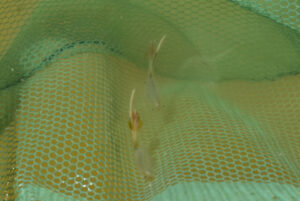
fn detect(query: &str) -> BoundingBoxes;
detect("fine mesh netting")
[0,0,299,201]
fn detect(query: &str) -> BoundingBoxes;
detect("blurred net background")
[0,0,299,200]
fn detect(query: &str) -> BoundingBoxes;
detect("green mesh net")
[0,0,299,200]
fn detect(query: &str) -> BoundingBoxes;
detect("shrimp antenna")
[153,35,166,62]
[156,35,166,54]
[129,88,136,119]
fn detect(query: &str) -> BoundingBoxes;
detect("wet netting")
[0,0,299,200]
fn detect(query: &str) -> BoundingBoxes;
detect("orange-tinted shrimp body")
[129,110,143,149]
[128,89,143,149]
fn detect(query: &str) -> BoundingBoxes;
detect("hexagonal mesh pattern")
[231,0,300,31]
[0,0,299,201]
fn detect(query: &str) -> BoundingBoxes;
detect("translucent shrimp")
[145,35,166,108]
[128,89,154,180]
